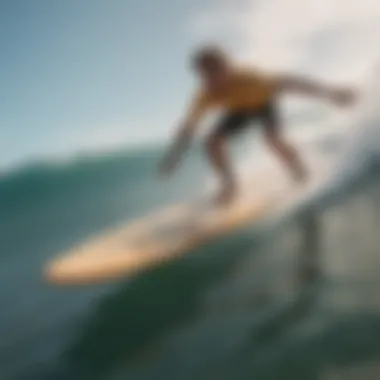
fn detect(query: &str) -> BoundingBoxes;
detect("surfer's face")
[195,60,230,91]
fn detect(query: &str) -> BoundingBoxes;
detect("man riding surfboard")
[159,46,356,204]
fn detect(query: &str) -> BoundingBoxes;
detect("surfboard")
[44,152,329,286]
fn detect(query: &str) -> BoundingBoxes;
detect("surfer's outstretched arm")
[159,91,209,177]
[158,123,195,176]
[276,75,357,106]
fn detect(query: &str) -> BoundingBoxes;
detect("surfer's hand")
[158,158,175,179]
[329,88,357,107]
[158,162,169,179]
[158,127,192,179]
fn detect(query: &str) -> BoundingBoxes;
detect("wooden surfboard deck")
[42,78,373,286]
[44,152,330,286]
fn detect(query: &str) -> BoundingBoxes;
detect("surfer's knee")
[264,129,278,143]
[205,133,223,153]
[267,134,297,159]
[266,132,286,149]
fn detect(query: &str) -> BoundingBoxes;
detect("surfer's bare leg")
[205,133,236,203]
[262,102,307,183]
[265,130,307,183]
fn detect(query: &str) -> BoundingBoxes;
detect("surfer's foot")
[292,164,309,184]
[215,184,236,205]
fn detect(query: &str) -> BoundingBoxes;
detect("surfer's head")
[191,45,231,89]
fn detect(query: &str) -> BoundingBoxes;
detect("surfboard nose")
[44,260,80,285]
[44,252,139,285]
[44,257,100,285]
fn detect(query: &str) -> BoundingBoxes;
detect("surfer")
[159,46,356,204]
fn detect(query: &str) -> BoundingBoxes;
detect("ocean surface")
[1,87,380,379]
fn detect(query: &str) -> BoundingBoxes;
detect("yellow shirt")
[186,67,277,125]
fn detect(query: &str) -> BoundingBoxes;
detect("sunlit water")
[1,81,380,380]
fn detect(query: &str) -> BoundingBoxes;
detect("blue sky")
[0,0,212,167]
[1,0,379,168]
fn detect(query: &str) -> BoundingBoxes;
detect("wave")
[2,73,380,380]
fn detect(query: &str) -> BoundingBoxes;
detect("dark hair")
[191,45,228,70]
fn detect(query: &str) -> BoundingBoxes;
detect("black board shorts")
[213,101,279,137]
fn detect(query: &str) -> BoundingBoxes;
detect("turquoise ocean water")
[1,97,380,380]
